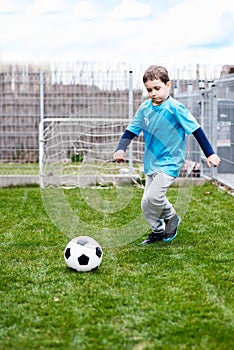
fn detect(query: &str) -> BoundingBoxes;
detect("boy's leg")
[142,172,175,225]
[141,174,164,234]
[141,172,178,244]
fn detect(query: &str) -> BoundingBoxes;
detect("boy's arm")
[113,130,137,162]
[192,127,221,167]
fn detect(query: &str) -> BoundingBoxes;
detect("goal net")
[39,116,144,188]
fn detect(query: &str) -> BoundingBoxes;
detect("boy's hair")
[143,65,170,84]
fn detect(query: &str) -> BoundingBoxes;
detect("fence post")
[40,71,44,122]
[39,71,44,187]
[211,84,218,180]
[128,70,133,176]
[199,87,205,177]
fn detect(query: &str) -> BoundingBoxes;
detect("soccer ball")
[64,236,103,272]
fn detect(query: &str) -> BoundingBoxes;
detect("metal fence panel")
[215,77,234,187]
[0,70,40,176]
[178,79,234,188]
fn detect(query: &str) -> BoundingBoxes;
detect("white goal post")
[39,117,144,188]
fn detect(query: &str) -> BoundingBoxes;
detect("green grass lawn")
[0,182,233,350]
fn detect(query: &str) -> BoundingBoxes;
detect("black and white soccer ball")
[64,236,103,272]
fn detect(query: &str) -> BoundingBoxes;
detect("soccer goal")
[39,117,144,188]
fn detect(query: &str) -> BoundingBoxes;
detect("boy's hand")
[207,154,221,168]
[113,150,125,162]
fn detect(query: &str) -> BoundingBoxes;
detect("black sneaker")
[140,232,164,245]
[163,214,180,243]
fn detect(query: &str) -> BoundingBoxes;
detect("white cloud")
[110,0,152,20]
[73,1,102,20]
[0,0,233,66]
[112,0,234,65]
[165,0,233,45]
[0,0,26,13]
[26,0,70,14]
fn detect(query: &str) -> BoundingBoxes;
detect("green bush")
[71,152,84,163]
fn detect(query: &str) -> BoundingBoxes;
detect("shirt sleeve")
[173,103,200,135]
[192,127,215,157]
[115,130,137,152]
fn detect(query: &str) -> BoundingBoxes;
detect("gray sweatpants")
[141,172,176,234]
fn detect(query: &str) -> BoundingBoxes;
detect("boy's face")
[144,79,171,106]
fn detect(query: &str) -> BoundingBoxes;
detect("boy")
[113,65,221,245]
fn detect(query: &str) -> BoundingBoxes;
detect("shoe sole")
[163,216,180,243]
[140,234,164,245]
[140,239,163,245]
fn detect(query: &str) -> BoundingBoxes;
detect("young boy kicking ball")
[113,65,221,245]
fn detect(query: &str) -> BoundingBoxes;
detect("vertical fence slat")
[128,70,134,176]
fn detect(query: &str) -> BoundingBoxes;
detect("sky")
[0,0,234,71]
